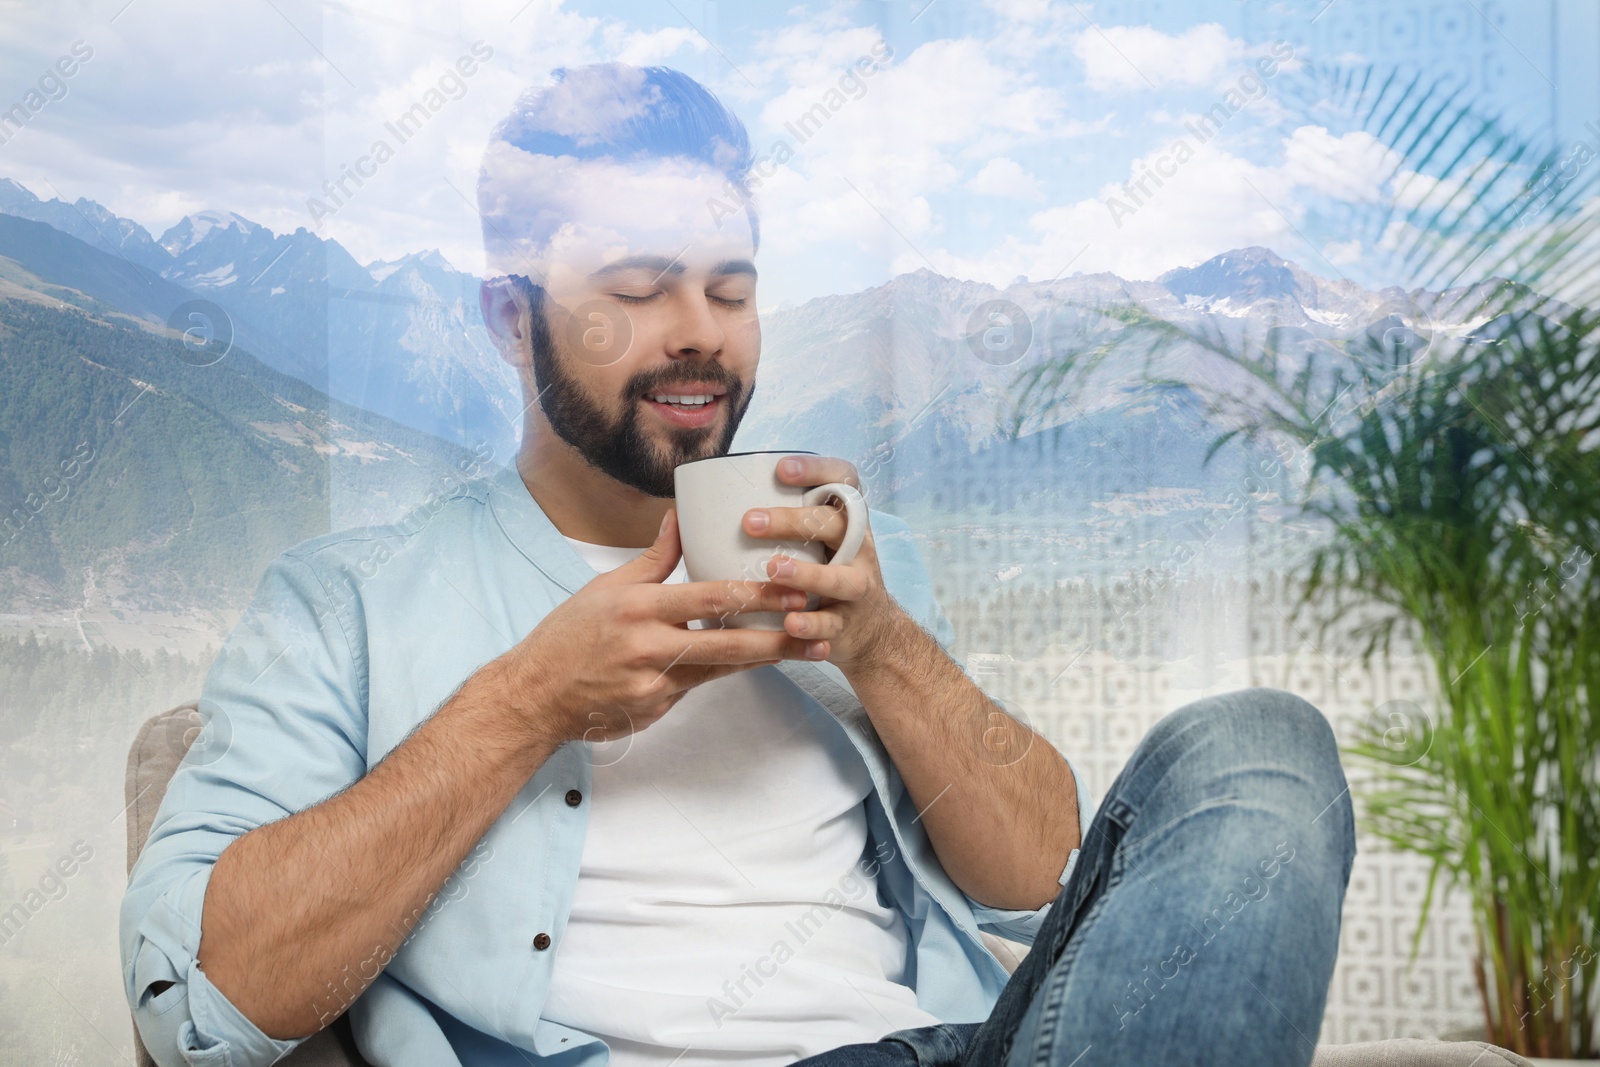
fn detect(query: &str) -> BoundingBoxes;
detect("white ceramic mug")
[673,451,868,630]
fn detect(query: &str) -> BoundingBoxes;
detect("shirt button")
[565,789,583,807]
[533,932,552,950]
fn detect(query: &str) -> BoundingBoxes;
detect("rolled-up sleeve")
[872,510,1100,947]
[120,550,369,1067]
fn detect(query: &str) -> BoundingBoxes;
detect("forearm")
[197,662,556,1040]
[843,613,1080,911]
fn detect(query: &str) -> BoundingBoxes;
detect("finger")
[775,454,860,489]
[652,579,808,625]
[595,509,680,587]
[783,608,845,642]
[765,555,872,603]
[654,628,824,666]
[744,504,847,547]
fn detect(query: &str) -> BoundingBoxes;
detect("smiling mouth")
[639,387,727,428]
[644,391,718,408]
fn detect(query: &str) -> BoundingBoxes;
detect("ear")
[481,277,531,369]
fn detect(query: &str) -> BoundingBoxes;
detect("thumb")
[602,509,681,586]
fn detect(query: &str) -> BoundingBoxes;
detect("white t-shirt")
[540,537,942,1066]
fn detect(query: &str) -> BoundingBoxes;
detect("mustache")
[628,365,744,396]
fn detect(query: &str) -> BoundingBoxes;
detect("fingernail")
[659,511,670,536]
[747,509,769,532]
[772,556,795,577]
[782,592,806,610]
[806,641,827,660]
[780,457,804,478]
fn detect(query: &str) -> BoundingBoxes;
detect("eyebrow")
[591,254,680,279]
[710,258,758,279]
[591,255,758,281]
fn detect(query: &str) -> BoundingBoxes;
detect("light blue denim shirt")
[121,462,1096,1067]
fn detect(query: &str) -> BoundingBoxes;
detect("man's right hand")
[500,508,819,746]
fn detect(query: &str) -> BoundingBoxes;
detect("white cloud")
[1281,126,1401,203]
[983,0,1055,22]
[1389,168,1472,212]
[909,140,1301,285]
[604,25,707,67]
[1325,238,1365,266]
[1072,23,1245,93]
[757,35,1063,154]
[738,20,893,98]
[745,31,1066,258]
[968,158,1044,200]
[900,122,1400,287]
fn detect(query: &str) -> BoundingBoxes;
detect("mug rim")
[675,450,818,469]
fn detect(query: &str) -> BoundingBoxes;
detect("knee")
[1158,688,1354,858]
[1155,686,1346,791]
[1227,686,1338,753]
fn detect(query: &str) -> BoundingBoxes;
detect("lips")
[645,391,717,407]
[642,381,729,400]
[641,387,725,428]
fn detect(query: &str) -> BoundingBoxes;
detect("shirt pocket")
[134,940,187,1017]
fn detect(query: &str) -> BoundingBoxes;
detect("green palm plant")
[1010,65,1600,1058]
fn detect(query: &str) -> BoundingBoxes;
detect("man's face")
[519,165,760,498]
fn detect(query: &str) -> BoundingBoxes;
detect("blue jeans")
[794,687,1357,1067]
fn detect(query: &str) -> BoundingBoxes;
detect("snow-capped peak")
[365,248,457,283]
[158,210,263,256]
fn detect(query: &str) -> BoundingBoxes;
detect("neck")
[515,426,672,549]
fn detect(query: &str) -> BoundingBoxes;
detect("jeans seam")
[1054,846,1119,974]
[1008,845,1124,1067]
[1021,955,1074,1067]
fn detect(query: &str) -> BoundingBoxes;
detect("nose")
[664,288,726,361]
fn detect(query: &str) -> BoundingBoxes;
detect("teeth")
[648,393,714,406]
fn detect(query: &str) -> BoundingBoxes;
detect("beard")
[528,297,753,498]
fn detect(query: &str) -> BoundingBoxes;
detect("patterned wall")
[932,566,1485,1044]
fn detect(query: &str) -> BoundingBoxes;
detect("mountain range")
[0,177,1523,647]
[0,178,521,458]
[0,192,489,652]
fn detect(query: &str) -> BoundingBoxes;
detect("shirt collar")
[486,461,601,595]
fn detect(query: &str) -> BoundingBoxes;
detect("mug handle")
[799,482,868,566]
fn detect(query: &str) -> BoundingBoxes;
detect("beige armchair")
[126,703,370,1067]
[126,702,1531,1067]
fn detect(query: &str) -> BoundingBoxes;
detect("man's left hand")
[742,454,905,673]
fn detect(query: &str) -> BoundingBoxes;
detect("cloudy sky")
[0,0,1593,307]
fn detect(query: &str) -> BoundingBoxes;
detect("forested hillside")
[0,286,479,615]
